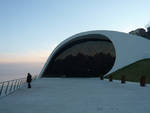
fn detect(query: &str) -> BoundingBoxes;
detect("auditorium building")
[40,30,150,77]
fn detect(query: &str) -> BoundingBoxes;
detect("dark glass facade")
[42,34,116,77]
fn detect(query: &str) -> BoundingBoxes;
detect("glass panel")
[43,34,116,77]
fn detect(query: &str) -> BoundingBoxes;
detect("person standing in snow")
[26,73,32,88]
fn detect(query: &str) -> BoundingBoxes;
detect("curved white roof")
[40,30,150,77]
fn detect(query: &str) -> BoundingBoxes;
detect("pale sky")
[0,0,150,63]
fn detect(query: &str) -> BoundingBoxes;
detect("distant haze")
[0,62,44,82]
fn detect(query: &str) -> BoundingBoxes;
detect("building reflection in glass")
[43,34,116,77]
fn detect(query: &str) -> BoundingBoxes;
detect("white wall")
[100,31,150,75]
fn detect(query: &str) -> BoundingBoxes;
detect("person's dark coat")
[27,73,32,83]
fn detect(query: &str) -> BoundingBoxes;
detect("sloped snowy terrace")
[0,78,150,113]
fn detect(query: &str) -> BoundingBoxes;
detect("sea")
[0,62,44,82]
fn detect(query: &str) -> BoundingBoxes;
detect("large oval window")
[43,34,116,77]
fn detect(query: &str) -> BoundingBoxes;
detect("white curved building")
[40,30,150,77]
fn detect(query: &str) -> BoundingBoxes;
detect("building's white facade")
[40,30,150,77]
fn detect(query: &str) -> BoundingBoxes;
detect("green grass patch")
[106,59,150,83]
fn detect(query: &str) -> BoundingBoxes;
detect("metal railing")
[0,75,39,97]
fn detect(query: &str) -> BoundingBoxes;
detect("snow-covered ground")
[0,78,150,113]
